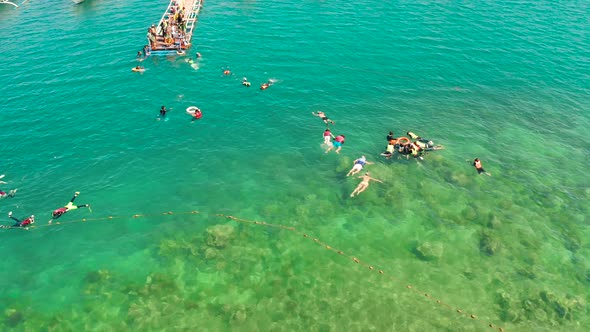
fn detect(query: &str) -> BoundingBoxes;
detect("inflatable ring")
[186,106,200,114]
[397,137,411,145]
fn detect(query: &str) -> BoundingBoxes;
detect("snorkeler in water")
[347,156,373,177]
[473,158,492,176]
[260,79,275,90]
[1,212,35,229]
[312,111,335,125]
[49,192,90,223]
[0,189,17,199]
[350,172,383,197]
[325,134,345,154]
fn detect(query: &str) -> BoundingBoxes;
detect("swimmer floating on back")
[312,111,335,125]
[132,65,145,72]
[1,212,34,229]
[49,192,90,223]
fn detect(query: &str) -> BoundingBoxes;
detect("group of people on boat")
[146,1,192,51]
[0,174,90,230]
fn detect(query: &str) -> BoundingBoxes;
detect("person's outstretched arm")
[371,177,383,183]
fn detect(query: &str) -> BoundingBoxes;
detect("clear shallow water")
[0,0,589,331]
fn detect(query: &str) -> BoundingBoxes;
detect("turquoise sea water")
[1,0,589,330]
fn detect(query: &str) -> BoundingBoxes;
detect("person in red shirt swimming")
[49,192,90,223]
[325,134,345,154]
[1,211,34,229]
[323,128,332,146]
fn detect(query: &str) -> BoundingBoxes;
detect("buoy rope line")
[2,210,504,331]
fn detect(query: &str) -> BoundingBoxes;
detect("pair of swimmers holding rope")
[1,192,90,230]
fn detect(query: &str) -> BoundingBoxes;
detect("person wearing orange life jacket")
[410,141,424,160]
[380,141,396,159]
[407,131,444,151]
[473,158,491,176]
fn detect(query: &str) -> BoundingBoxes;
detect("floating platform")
[147,0,203,55]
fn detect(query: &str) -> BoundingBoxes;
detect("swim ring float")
[397,137,411,145]
[186,106,202,119]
